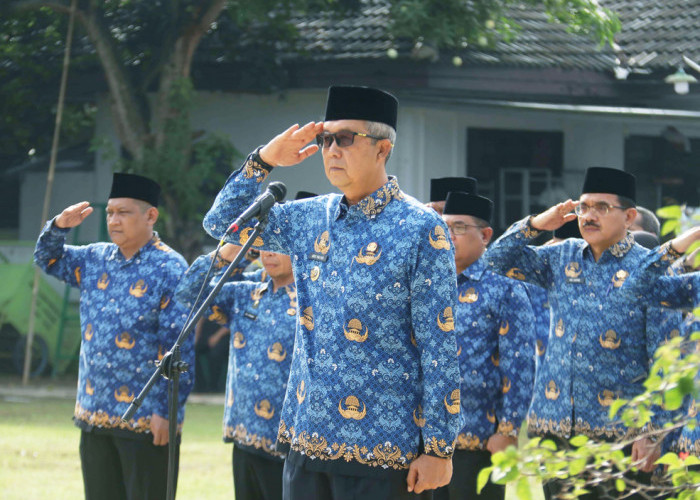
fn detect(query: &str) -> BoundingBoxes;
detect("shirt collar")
[262,279,297,297]
[581,231,635,260]
[107,233,160,263]
[460,256,489,282]
[334,176,404,221]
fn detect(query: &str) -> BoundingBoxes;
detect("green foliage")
[388,0,619,52]
[0,7,95,167]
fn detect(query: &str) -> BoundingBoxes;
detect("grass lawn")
[0,395,541,499]
[0,397,231,499]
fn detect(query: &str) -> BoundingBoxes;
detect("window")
[625,131,700,209]
[468,128,564,232]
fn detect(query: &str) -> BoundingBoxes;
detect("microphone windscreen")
[268,182,287,202]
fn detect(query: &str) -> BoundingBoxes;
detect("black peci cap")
[443,191,493,224]
[581,167,636,203]
[430,177,477,202]
[324,86,398,130]
[109,173,160,207]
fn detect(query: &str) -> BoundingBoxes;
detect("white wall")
[21,89,700,243]
[19,170,98,242]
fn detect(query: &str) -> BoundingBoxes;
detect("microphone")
[226,182,286,234]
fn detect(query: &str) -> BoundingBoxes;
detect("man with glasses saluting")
[484,167,698,499]
[203,86,460,499]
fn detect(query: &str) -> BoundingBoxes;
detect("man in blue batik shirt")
[202,86,460,499]
[435,191,535,500]
[34,173,192,500]
[177,244,297,500]
[529,220,584,372]
[484,167,699,499]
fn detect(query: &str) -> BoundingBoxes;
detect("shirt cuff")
[240,146,274,183]
[49,217,71,234]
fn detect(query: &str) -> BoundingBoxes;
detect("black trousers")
[434,449,504,500]
[79,430,179,500]
[232,445,284,500]
[541,438,652,500]
[282,458,434,500]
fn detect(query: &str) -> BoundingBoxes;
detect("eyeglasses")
[574,202,628,217]
[446,222,484,235]
[316,131,391,149]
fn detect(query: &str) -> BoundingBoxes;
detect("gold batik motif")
[224,423,284,457]
[74,402,151,433]
[658,241,683,262]
[609,233,635,258]
[520,218,542,239]
[243,155,270,183]
[355,177,403,217]
[278,420,423,470]
[455,433,482,450]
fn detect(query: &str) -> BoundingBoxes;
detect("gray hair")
[635,206,661,237]
[366,121,396,163]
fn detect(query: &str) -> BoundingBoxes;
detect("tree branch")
[179,0,227,76]
[79,2,149,159]
[141,0,181,90]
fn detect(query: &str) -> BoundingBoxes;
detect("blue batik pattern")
[484,217,684,440]
[176,253,296,459]
[522,283,550,374]
[667,312,700,456]
[34,220,192,435]
[202,152,461,471]
[454,257,536,450]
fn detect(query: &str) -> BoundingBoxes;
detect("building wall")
[17,89,700,244]
[19,170,98,242]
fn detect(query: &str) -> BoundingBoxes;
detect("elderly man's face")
[320,119,390,194]
[578,193,636,250]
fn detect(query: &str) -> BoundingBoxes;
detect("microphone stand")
[122,217,268,500]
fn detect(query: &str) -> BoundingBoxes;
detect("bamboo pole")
[23,0,78,385]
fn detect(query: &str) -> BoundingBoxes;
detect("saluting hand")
[259,122,324,167]
[530,199,578,232]
[55,201,94,229]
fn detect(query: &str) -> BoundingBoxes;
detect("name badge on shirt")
[564,262,584,284]
[309,252,328,262]
[244,311,257,321]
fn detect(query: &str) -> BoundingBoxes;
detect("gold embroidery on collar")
[609,233,635,258]
[355,177,403,217]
